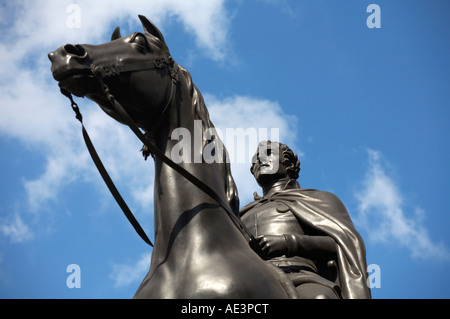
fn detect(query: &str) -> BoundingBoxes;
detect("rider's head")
[250,141,300,186]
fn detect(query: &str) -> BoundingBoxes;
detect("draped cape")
[240,188,371,299]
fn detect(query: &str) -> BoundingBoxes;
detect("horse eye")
[132,34,148,50]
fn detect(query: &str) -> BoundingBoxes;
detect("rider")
[240,141,371,299]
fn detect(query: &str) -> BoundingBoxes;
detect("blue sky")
[0,0,449,299]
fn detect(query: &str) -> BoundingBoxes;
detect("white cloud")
[109,253,151,288]
[206,94,300,205]
[82,109,156,209]
[0,214,34,243]
[0,0,232,217]
[168,0,230,61]
[355,149,450,261]
[2,0,230,62]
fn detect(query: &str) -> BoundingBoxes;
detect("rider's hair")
[279,142,301,180]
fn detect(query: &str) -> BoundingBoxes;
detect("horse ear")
[111,26,121,40]
[138,15,166,45]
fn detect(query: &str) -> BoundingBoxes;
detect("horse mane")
[178,65,240,214]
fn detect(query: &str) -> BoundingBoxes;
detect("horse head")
[48,15,177,130]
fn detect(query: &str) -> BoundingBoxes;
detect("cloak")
[240,188,371,299]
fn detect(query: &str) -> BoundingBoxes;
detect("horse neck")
[149,76,238,252]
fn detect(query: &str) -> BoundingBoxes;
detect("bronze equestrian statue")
[48,15,370,298]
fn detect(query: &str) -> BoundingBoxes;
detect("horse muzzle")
[48,44,98,97]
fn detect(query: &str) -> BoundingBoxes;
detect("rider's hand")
[255,235,289,259]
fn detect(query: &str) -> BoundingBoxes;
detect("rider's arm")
[283,234,337,260]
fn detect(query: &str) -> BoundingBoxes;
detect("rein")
[60,88,153,246]
[61,56,262,255]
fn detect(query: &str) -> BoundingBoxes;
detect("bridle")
[60,54,263,256]
[90,54,178,156]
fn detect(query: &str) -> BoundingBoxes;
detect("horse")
[49,15,295,298]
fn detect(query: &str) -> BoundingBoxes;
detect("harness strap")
[90,56,178,82]
[60,88,154,247]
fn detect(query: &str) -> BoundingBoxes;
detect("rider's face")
[251,142,287,186]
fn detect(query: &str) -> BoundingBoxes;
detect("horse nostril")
[48,52,55,62]
[63,44,87,58]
